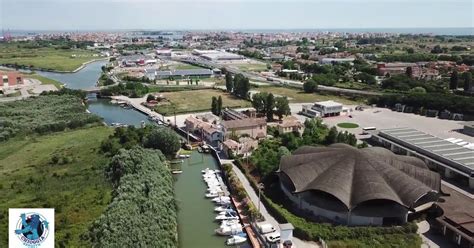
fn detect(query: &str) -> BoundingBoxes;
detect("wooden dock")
[232,197,261,248]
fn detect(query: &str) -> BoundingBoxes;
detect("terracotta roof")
[223,139,239,149]
[223,118,266,129]
[279,144,441,210]
[279,116,304,128]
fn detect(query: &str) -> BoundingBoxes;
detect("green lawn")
[27,73,64,88]
[171,62,204,70]
[154,89,252,116]
[234,63,268,72]
[0,45,98,72]
[256,86,362,105]
[337,122,359,128]
[0,126,113,247]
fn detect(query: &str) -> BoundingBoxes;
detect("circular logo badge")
[14,212,50,247]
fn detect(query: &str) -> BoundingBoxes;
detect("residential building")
[0,71,23,87]
[222,118,267,139]
[222,137,259,157]
[184,116,223,145]
[274,116,305,135]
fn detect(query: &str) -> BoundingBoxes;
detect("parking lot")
[290,103,474,143]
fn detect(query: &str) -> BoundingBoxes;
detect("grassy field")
[154,89,252,116]
[337,122,359,128]
[0,126,113,247]
[0,45,98,71]
[171,62,204,70]
[233,63,268,72]
[255,86,362,105]
[27,73,64,88]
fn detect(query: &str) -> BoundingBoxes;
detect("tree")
[211,96,218,115]
[463,72,472,92]
[303,79,318,93]
[146,94,155,102]
[325,126,338,145]
[431,45,443,54]
[233,74,250,99]
[409,86,427,94]
[274,97,291,120]
[354,72,376,85]
[251,92,268,114]
[143,127,180,156]
[225,72,233,92]
[217,96,223,115]
[265,93,275,121]
[450,70,459,90]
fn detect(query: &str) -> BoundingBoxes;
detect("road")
[223,161,320,248]
[178,57,382,97]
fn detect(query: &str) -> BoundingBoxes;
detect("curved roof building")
[278,144,441,226]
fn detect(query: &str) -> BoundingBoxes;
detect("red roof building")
[0,71,23,87]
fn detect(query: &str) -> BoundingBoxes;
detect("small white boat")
[215,224,243,236]
[212,196,230,202]
[215,206,233,212]
[220,219,240,226]
[206,192,219,198]
[171,170,183,174]
[178,154,190,158]
[226,235,247,246]
[216,212,239,221]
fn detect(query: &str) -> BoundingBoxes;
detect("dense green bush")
[89,147,177,247]
[0,95,101,141]
[100,82,149,98]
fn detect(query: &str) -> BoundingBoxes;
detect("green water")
[174,151,228,248]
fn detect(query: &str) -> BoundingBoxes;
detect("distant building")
[192,49,244,61]
[222,118,267,140]
[377,62,418,76]
[319,57,355,65]
[301,100,343,118]
[0,71,23,88]
[156,49,172,56]
[145,68,213,80]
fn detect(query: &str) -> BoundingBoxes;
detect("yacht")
[226,235,247,246]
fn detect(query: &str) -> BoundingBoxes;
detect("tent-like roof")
[278,144,440,210]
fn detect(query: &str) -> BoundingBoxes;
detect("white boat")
[212,196,230,202]
[215,206,233,212]
[178,154,190,158]
[216,212,239,221]
[206,192,219,198]
[220,219,240,225]
[215,224,243,236]
[226,235,247,245]
[171,170,183,174]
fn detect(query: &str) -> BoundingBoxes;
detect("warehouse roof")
[377,127,474,176]
[279,144,440,210]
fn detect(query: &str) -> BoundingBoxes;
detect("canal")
[39,61,233,247]
[175,151,228,248]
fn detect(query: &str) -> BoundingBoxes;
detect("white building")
[301,100,343,118]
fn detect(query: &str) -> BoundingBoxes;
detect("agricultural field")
[255,86,362,105]
[154,89,252,116]
[0,44,98,72]
[0,126,113,247]
[171,62,205,70]
[232,62,269,72]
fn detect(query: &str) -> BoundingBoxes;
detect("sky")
[0,0,473,30]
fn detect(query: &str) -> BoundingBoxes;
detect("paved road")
[224,161,320,248]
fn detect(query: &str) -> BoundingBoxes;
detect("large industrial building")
[371,128,474,189]
[192,49,244,61]
[301,100,343,118]
[145,68,213,80]
[278,144,441,226]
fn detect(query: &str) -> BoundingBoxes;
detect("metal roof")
[378,128,474,176]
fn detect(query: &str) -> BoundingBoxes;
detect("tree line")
[251,92,291,121]
[225,72,251,99]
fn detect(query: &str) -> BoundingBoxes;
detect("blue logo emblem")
[14,212,50,247]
